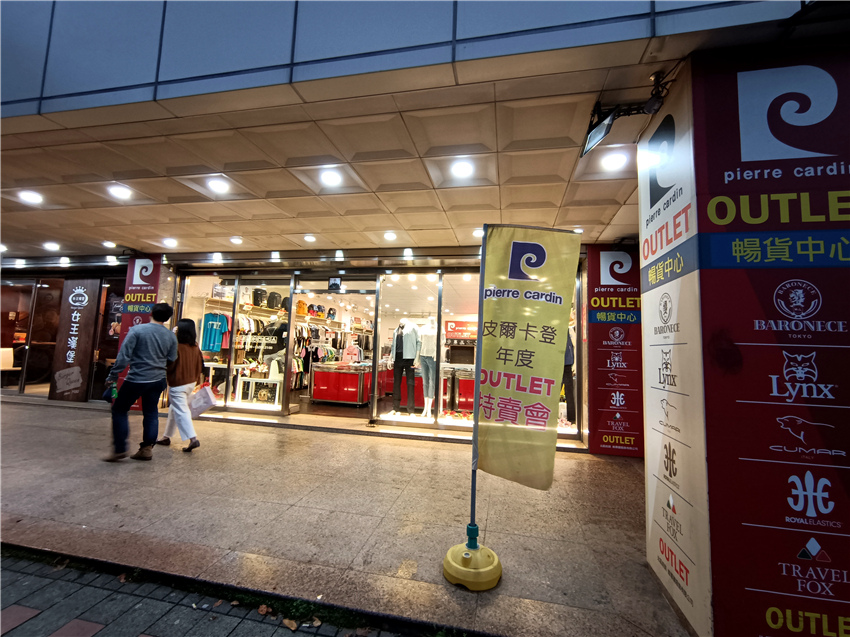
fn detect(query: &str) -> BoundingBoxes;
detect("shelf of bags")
[294,315,344,329]
[205,298,289,317]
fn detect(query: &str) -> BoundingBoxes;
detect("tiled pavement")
[1,554,398,637]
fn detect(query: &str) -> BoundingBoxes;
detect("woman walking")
[158,319,204,452]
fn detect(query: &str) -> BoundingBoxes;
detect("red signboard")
[585,246,644,457]
[444,320,477,339]
[692,46,849,637]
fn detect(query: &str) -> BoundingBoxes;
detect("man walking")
[104,303,178,462]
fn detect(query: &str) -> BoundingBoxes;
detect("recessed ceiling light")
[327,295,333,300]
[369,311,374,316]
[338,269,346,274]
[472,229,484,238]
[108,185,132,200]
[207,178,230,194]
[426,274,437,282]
[307,292,315,298]
[0,245,6,252]
[403,311,408,315]
[395,308,400,311]
[59,256,70,267]
[163,238,178,248]
[411,285,418,290]
[230,236,243,245]
[385,304,389,307]
[384,232,397,241]
[15,259,25,268]
[320,170,342,187]
[270,251,281,262]
[304,235,316,242]
[463,274,472,281]
[450,160,474,179]
[19,190,43,204]
[386,283,393,287]
[43,242,60,251]
[106,255,118,264]
[391,274,400,281]
[574,228,585,234]
[600,152,629,171]
[427,296,434,301]
[102,241,117,248]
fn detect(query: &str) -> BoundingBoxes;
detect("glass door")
[89,277,126,400]
[23,279,63,395]
[0,280,34,391]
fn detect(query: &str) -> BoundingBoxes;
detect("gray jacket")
[107,322,178,384]
[391,323,421,360]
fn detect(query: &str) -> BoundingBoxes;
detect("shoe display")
[130,446,153,461]
[102,451,128,462]
[182,440,200,453]
[155,437,171,446]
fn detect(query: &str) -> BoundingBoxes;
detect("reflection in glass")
[23,279,63,394]
[0,281,33,389]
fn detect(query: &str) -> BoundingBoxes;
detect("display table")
[311,362,376,405]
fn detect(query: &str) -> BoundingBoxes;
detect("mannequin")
[388,317,421,416]
[419,316,438,418]
[561,308,577,423]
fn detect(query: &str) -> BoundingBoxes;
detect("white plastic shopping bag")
[189,385,216,419]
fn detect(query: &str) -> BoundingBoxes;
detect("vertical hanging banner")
[49,279,100,401]
[586,246,643,457]
[120,255,163,342]
[692,46,849,637]
[477,225,581,490]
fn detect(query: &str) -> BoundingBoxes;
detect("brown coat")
[167,343,204,387]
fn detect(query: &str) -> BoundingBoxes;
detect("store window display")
[387,317,421,416]
[419,316,438,418]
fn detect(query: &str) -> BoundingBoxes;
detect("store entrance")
[290,279,376,419]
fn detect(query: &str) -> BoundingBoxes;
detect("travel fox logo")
[777,416,834,445]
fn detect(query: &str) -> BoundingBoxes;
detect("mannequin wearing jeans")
[389,318,420,416]
[419,316,438,418]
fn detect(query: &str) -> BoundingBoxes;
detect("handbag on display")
[267,291,282,309]
[316,305,325,318]
[308,304,317,316]
[252,288,268,306]
[327,307,337,320]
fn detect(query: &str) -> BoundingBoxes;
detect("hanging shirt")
[201,313,229,351]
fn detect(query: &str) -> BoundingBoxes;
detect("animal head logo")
[774,280,821,320]
[610,351,623,364]
[660,399,677,418]
[661,350,672,373]
[737,65,839,162]
[659,292,673,325]
[609,327,625,342]
[508,241,547,281]
[132,258,155,286]
[599,251,632,286]
[777,415,834,445]
[783,351,817,382]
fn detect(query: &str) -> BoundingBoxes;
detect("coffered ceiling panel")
[220,199,294,220]
[105,137,215,176]
[228,169,313,199]
[437,186,500,212]
[174,201,248,223]
[74,182,160,207]
[395,211,451,231]
[500,209,559,226]
[239,234,302,250]
[13,128,95,147]
[287,164,368,196]
[393,83,495,112]
[268,196,335,216]
[46,143,158,181]
[302,95,398,121]
[318,113,417,162]
[422,154,498,189]
[172,130,277,172]
[362,229,415,246]
[76,122,162,142]
[406,229,459,247]
[602,114,652,145]
[352,159,432,192]
[494,69,608,102]
[610,204,640,226]
[119,204,202,225]
[322,232,380,249]
[322,193,389,216]
[342,214,402,233]
[3,183,120,210]
[146,114,232,136]
[402,104,497,157]
[499,149,579,185]
[117,177,210,205]
[446,210,501,228]
[598,224,638,242]
[496,94,596,151]
[282,233,341,249]
[572,144,638,182]
[239,122,343,167]
[2,148,106,187]
[218,104,312,129]
[501,183,567,209]
[210,219,272,236]
[554,205,620,226]
[377,190,443,214]
[173,174,259,201]
[252,217,312,234]
[563,179,636,207]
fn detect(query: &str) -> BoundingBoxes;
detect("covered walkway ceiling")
[1,11,844,260]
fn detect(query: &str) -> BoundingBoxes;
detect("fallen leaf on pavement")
[356,629,371,636]
[258,605,269,616]
[118,573,126,583]
[53,559,69,571]
[312,617,322,627]
[213,600,223,607]
[282,618,298,631]
[230,600,240,606]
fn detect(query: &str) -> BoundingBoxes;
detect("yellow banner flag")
[476,226,581,490]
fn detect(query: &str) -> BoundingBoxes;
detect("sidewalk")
[0,401,687,637]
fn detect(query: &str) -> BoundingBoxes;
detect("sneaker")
[102,451,128,462]
[130,446,153,461]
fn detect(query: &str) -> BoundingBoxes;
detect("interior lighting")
[403,312,408,315]
[384,232,397,241]
[14,259,25,268]
[411,285,418,290]
[207,178,230,194]
[574,228,585,234]
[427,296,434,301]
[43,242,60,251]
[19,191,43,204]
[320,170,342,187]
[230,237,243,244]
[59,256,70,267]
[450,160,474,179]
[163,238,178,248]
[391,274,400,281]
[108,185,133,200]
[395,308,400,311]
[102,241,117,248]
[338,269,346,274]
[426,274,437,282]
[304,235,316,242]
[211,252,223,263]
[463,274,472,281]
[472,229,485,238]
[369,311,374,316]
[106,255,118,265]
[600,152,628,171]
[270,251,281,262]
[335,251,344,262]
[385,304,389,307]
[403,248,413,261]
[307,292,315,298]
[0,245,6,252]
[408,274,416,281]
[327,295,333,300]
[386,283,393,287]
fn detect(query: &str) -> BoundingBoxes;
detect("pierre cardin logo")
[132,258,155,286]
[508,241,546,281]
[599,251,633,287]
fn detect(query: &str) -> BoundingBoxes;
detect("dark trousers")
[393,358,415,413]
[111,378,168,453]
[562,364,576,422]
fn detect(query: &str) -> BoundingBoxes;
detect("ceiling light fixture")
[427,296,434,301]
[0,245,7,252]
[230,237,243,245]
[270,251,281,262]
[463,274,472,281]
[102,241,117,248]
[600,152,628,171]
[108,185,132,200]
[106,255,118,264]
[211,252,223,263]
[304,235,316,243]
[426,274,437,282]
[320,170,342,187]
[386,283,393,287]
[43,242,60,251]
[450,160,474,179]
[207,178,230,194]
[411,285,418,290]
[384,232,397,241]
[163,238,178,248]
[408,274,416,281]
[574,228,585,234]
[60,256,70,267]
[19,190,43,204]
[15,259,25,268]
[308,292,315,298]
[472,229,485,238]
[391,274,400,281]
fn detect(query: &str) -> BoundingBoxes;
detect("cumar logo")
[507,241,546,281]
[737,65,839,162]
[599,251,632,286]
[132,258,155,286]
[770,415,842,458]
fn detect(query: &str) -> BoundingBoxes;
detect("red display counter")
[310,363,376,405]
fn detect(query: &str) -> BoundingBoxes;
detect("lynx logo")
[132,258,155,286]
[607,351,626,369]
[769,351,836,403]
[599,251,632,286]
[657,350,677,388]
[770,415,843,458]
[508,242,546,281]
[737,65,839,162]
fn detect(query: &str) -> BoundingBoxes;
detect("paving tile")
[227,619,277,637]
[19,562,44,574]
[316,623,339,636]
[160,590,186,605]
[18,579,83,610]
[1,571,26,589]
[183,613,241,637]
[133,583,161,597]
[0,604,41,634]
[176,593,204,608]
[144,604,205,637]
[1,575,53,609]
[116,582,143,595]
[48,618,105,637]
[78,593,141,624]
[85,597,171,637]
[191,596,219,612]
[144,585,179,601]
[4,586,111,637]
[226,605,250,619]
[64,571,100,585]
[33,563,70,579]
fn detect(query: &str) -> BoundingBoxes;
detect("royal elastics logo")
[654,292,680,337]
[755,280,847,337]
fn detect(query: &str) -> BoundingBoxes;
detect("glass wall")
[0,280,34,389]
[437,273,479,428]
[89,277,126,400]
[23,279,63,395]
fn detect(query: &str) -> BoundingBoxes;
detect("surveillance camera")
[644,94,664,115]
